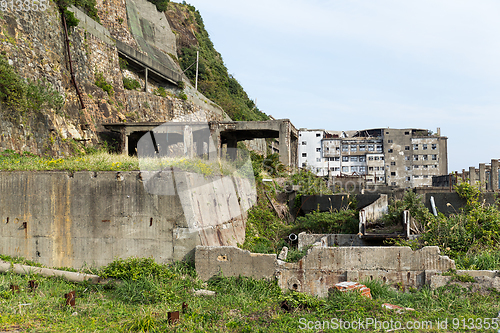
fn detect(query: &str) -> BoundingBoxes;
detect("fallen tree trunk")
[0,260,103,284]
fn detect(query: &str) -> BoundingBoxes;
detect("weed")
[95,72,114,95]
[123,77,141,90]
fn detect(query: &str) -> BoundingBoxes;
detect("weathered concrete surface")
[195,246,277,281]
[0,171,255,268]
[277,246,454,297]
[300,194,383,215]
[298,233,383,249]
[195,245,456,297]
[426,270,500,291]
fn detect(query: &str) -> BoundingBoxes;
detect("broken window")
[316,148,321,152]
[342,166,349,172]
[423,144,428,150]
[369,167,374,171]
[413,155,418,161]
[423,175,429,178]
[316,158,321,162]
[405,156,410,161]
[405,146,410,151]
[405,131,410,135]
[388,149,393,153]
[432,155,437,160]
[359,166,366,173]
[359,145,366,151]
[391,172,396,176]
[414,175,419,178]
[423,155,428,160]
[342,145,348,152]
[432,144,437,150]
[381,157,384,160]
[302,163,306,167]
[423,165,428,169]
[406,176,411,181]
[377,145,383,151]
[390,162,396,166]
[302,153,307,157]
[316,133,321,137]
[351,145,357,152]
[342,156,349,162]
[413,144,418,150]
[368,156,374,161]
[368,145,374,151]
[359,156,366,162]
[391,182,396,186]
[388,139,393,143]
[405,166,411,171]
[380,166,385,171]
[414,165,419,169]
[351,166,358,172]
[302,141,307,145]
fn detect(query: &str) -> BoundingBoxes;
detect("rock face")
[0,1,228,156]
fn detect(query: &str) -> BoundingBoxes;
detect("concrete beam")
[469,166,476,185]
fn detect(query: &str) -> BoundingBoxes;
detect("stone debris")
[382,303,415,314]
[278,247,288,261]
[193,289,216,296]
[332,281,372,298]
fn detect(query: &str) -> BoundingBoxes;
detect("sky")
[184,0,500,172]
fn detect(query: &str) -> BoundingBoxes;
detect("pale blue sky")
[184,0,500,172]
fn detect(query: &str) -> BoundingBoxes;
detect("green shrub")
[99,257,175,281]
[154,86,167,97]
[178,91,187,100]
[95,72,114,95]
[291,210,359,235]
[122,77,141,90]
[147,0,169,12]
[119,57,128,69]
[177,80,185,90]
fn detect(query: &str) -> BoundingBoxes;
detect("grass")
[0,257,499,332]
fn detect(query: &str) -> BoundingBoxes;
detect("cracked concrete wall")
[0,171,254,268]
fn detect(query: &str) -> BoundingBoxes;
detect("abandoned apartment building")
[433,158,500,191]
[298,127,448,188]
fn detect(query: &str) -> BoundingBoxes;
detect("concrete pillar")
[492,159,499,191]
[209,123,220,161]
[144,68,148,93]
[479,163,486,191]
[279,121,290,167]
[183,125,194,158]
[469,167,476,185]
[226,137,238,161]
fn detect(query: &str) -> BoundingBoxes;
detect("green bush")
[95,72,114,95]
[122,77,141,90]
[119,57,128,70]
[154,86,167,97]
[177,80,185,90]
[147,0,169,12]
[291,210,359,235]
[178,91,187,100]
[99,257,175,281]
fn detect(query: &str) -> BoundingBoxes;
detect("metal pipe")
[0,260,102,284]
[62,11,85,109]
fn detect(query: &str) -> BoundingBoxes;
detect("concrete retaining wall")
[0,171,255,268]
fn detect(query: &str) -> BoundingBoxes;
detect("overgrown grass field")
[1,257,499,332]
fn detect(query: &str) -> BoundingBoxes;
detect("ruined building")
[298,128,448,188]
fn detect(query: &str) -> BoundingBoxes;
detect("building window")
[388,139,393,143]
[432,144,437,150]
[302,141,307,145]
[406,176,411,181]
[388,149,393,153]
[432,155,437,160]
[342,145,348,152]
[405,156,410,161]
[413,155,418,161]
[351,166,358,172]
[405,146,410,151]
[405,131,410,135]
[369,167,374,171]
[423,155,428,160]
[302,153,307,157]
[316,158,321,162]
[359,156,366,162]
[316,133,321,137]
[423,165,428,169]
[350,156,358,162]
[391,172,396,176]
[405,166,411,171]
[316,148,321,152]
[414,165,419,169]
[413,144,418,150]
[386,131,390,134]
[391,182,396,186]
[380,157,384,161]
[390,162,396,166]
[377,145,383,151]
[414,175,419,178]
[351,145,357,152]
[380,166,385,170]
[368,156,374,161]
[342,166,349,172]
[336,147,340,151]
[368,145,374,151]
[359,166,366,173]
[342,156,349,162]
[301,163,306,167]
[359,145,366,151]
[423,175,429,178]
[374,156,379,160]
[423,144,428,150]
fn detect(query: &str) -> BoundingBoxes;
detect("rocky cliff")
[0,0,254,156]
